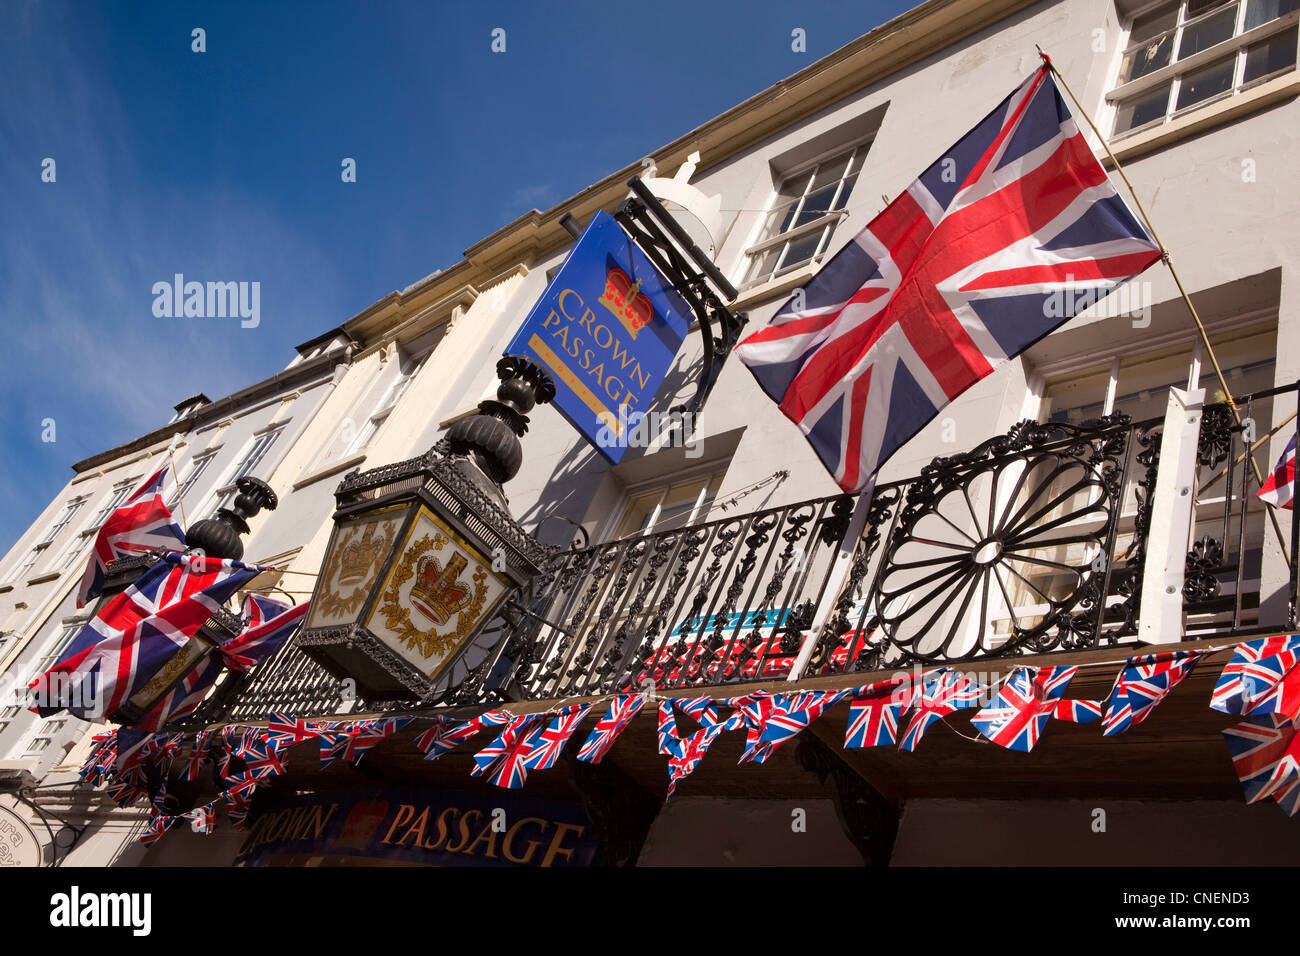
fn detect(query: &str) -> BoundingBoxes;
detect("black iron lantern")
[298,358,554,701]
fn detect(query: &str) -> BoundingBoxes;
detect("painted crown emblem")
[338,524,385,586]
[598,267,655,339]
[410,552,472,626]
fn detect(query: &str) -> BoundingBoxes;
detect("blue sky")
[0,0,915,553]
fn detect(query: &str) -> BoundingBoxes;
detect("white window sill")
[728,262,819,313]
[292,453,369,491]
[26,572,61,586]
[1107,71,1300,164]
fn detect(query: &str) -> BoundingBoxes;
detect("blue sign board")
[505,210,692,463]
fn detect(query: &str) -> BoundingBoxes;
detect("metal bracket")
[613,177,748,420]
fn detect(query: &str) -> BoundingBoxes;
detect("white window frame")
[1108,0,1300,139]
[603,460,732,542]
[211,426,284,514]
[170,450,218,510]
[29,623,84,684]
[737,138,871,291]
[88,479,138,528]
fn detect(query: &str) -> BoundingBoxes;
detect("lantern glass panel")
[305,504,412,631]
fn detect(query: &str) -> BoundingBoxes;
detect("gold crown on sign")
[338,524,385,585]
[410,552,472,626]
[598,267,655,339]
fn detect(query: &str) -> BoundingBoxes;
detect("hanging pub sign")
[505,209,692,463]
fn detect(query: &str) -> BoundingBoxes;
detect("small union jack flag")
[221,598,310,672]
[657,700,681,756]
[184,730,216,782]
[576,693,648,764]
[678,696,719,727]
[1102,651,1201,736]
[472,714,543,789]
[666,721,731,801]
[522,703,594,771]
[1211,635,1300,719]
[241,736,289,780]
[265,713,326,748]
[78,462,187,608]
[1223,714,1300,809]
[845,677,913,749]
[221,772,261,828]
[899,669,984,752]
[416,710,512,761]
[184,803,217,835]
[140,810,177,846]
[1257,434,1296,511]
[971,666,1089,752]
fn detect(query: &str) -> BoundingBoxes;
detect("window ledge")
[292,453,369,491]
[0,584,13,595]
[26,572,61,586]
[729,263,819,313]
[1107,72,1300,165]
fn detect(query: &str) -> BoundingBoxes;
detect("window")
[39,498,87,546]
[344,365,417,457]
[212,428,283,513]
[170,452,216,509]
[611,469,728,540]
[8,547,46,584]
[89,480,137,528]
[26,718,68,754]
[739,141,869,290]
[29,624,85,685]
[1110,0,1299,137]
[0,704,20,737]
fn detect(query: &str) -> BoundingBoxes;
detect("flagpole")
[1037,48,1290,564]
[168,446,189,533]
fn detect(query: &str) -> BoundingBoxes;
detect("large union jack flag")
[32,552,262,720]
[77,463,187,607]
[734,64,1161,491]
[1223,714,1300,810]
[1212,635,1300,720]
[1102,651,1201,736]
[1258,434,1296,511]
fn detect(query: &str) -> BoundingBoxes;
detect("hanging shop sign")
[234,787,598,867]
[504,210,692,463]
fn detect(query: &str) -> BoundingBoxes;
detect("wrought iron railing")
[205,383,1299,724]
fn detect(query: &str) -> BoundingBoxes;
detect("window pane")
[1130,6,1178,44]
[1175,55,1236,109]
[833,173,859,211]
[1177,4,1238,59]
[746,245,784,286]
[1114,82,1173,132]
[1245,0,1298,30]
[1243,28,1298,81]
[808,155,849,193]
[1187,0,1236,15]
[794,183,841,225]
[781,231,824,271]
[1121,30,1175,80]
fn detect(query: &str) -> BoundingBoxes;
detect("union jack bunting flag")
[1223,714,1300,808]
[241,736,289,780]
[136,654,225,733]
[899,668,984,752]
[845,677,913,749]
[971,666,1086,752]
[522,703,594,771]
[678,696,720,727]
[221,597,309,672]
[576,693,648,764]
[79,731,118,786]
[1053,698,1104,723]
[140,810,177,846]
[1211,635,1300,719]
[733,64,1161,492]
[417,710,512,761]
[666,721,731,801]
[221,773,260,829]
[78,463,187,607]
[265,713,326,748]
[1258,434,1297,511]
[31,552,263,720]
[1102,651,1201,736]
[472,714,543,790]
[743,690,849,763]
[184,730,216,782]
[657,700,681,756]
[184,803,217,835]
[1274,776,1300,817]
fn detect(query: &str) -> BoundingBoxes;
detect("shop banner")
[234,786,598,867]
